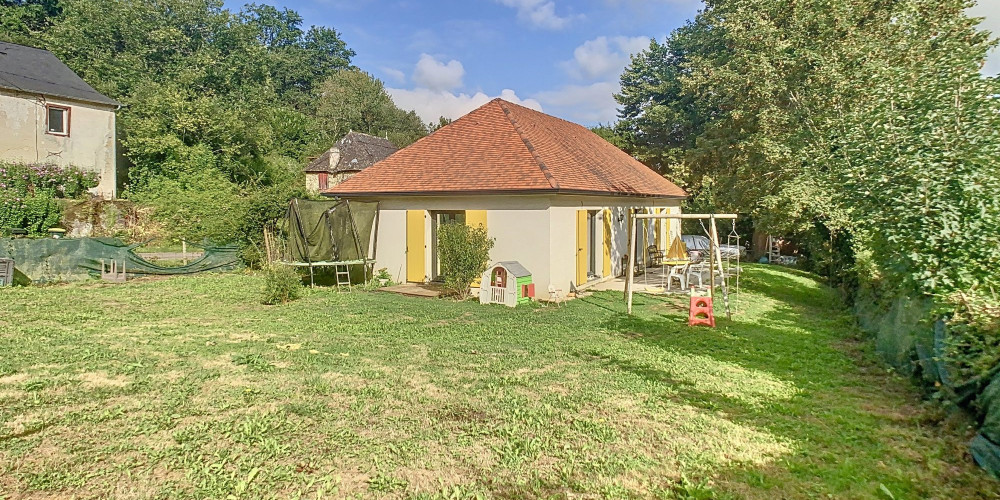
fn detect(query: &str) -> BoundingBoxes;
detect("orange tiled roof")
[326,99,686,198]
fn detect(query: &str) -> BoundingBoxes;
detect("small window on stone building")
[318,172,329,190]
[46,105,70,136]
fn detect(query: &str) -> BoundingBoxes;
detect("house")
[325,98,686,293]
[0,41,120,199]
[304,132,398,194]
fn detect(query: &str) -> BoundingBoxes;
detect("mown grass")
[0,265,996,499]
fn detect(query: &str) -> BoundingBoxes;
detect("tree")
[616,0,1000,296]
[429,116,452,132]
[312,69,427,149]
[3,0,355,249]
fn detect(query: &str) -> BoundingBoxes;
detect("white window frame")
[45,104,71,136]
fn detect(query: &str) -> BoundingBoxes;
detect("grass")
[0,265,996,499]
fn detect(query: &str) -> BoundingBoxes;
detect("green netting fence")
[0,238,241,283]
[856,292,1000,479]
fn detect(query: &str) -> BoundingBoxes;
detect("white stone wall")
[0,90,117,199]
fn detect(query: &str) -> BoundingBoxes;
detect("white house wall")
[374,208,407,283]
[0,90,117,199]
[362,195,682,294]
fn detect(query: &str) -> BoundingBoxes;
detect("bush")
[261,264,303,305]
[0,163,98,234]
[942,290,1000,385]
[130,170,248,244]
[437,221,494,299]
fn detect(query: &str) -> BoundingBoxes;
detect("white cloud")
[380,67,406,85]
[497,0,576,30]
[533,81,621,124]
[412,54,465,92]
[387,87,543,123]
[969,2,1000,75]
[561,35,651,81]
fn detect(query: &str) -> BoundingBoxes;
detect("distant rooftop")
[0,41,120,107]
[304,132,398,174]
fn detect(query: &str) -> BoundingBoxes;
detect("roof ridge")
[497,100,560,190]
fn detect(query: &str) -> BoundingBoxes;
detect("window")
[46,105,70,136]
[318,172,329,190]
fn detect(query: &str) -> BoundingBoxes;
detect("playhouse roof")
[325,99,686,198]
[496,261,531,278]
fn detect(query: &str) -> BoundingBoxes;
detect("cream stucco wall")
[0,90,117,199]
[353,194,682,295]
[546,196,681,292]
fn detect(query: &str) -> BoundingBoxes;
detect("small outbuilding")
[480,261,534,307]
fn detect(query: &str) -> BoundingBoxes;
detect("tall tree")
[616,0,1000,296]
[313,69,427,148]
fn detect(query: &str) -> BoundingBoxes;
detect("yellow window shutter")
[406,210,425,283]
[466,210,487,230]
[576,210,588,286]
[465,210,488,288]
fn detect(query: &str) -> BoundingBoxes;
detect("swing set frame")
[625,213,739,317]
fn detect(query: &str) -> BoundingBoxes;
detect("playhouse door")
[406,210,426,282]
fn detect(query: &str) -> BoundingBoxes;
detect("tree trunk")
[751,229,769,262]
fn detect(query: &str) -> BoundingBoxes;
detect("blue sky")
[227,0,999,127]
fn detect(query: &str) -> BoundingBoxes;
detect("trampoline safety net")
[282,199,379,264]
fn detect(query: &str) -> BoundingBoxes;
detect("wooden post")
[182,240,187,265]
[626,214,637,314]
[709,217,715,297]
[709,215,732,320]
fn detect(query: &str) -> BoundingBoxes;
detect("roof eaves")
[323,188,687,198]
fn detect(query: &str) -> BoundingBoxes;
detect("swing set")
[624,213,742,318]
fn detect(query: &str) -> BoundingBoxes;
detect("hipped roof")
[326,98,686,198]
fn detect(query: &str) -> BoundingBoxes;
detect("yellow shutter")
[657,208,666,249]
[576,210,588,286]
[603,209,612,278]
[466,210,487,287]
[406,210,425,283]
[466,210,487,230]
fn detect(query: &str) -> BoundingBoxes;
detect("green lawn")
[0,266,996,499]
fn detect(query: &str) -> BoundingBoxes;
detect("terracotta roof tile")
[326,98,686,198]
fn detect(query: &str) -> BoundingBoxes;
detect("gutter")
[322,189,687,199]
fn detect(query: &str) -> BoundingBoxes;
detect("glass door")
[431,211,466,281]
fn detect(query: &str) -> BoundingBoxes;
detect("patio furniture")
[665,263,687,291]
[646,245,664,267]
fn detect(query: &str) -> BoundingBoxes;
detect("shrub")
[261,264,303,305]
[942,290,1000,384]
[130,170,248,244]
[437,221,494,299]
[0,163,98,234]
